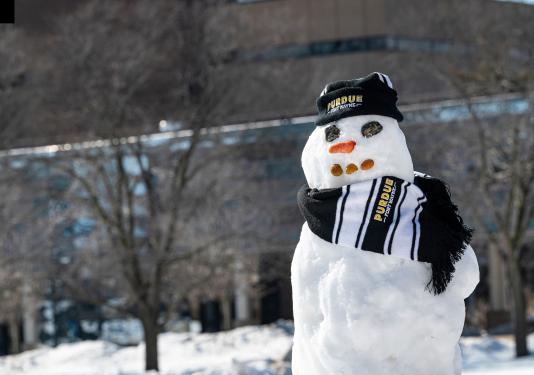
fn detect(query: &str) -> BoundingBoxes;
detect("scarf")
[297,173,473,294]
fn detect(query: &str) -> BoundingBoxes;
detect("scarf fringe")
[414,175,473,294]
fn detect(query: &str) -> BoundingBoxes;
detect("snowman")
[291,72,479,375]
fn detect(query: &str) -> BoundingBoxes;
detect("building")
[14,0,534,140]
[2,0,533,353]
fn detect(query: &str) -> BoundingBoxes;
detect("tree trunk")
[22,284,38,350]
[141,313,160,371]
[8,318,21,354]
[221,296,232,331]
[509,257,529,357]
[189,296,200,321]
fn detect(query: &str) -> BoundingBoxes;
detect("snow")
[0,323,293,375]
[101,319,144,346]
[0,323,533,375]
[462,334,534,374]
[294,112,480,374]
[292,226,479,375]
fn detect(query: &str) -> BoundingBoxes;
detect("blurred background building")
[0,0,533,364]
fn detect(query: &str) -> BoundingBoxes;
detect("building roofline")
[0,92,528,158]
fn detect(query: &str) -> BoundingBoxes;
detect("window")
[240,36,454,62]
[236,0,277,4]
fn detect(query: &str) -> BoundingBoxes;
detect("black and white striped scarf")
[297,174,473,294]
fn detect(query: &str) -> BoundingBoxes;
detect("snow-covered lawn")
[0,322,532,375]
[0,323,292,375]
[462,334,534,374]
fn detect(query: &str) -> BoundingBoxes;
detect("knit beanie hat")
[315,72,403,126]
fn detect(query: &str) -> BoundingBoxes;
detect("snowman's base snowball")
[291,224,479,375]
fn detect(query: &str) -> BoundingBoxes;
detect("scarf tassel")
[415,175,474,294]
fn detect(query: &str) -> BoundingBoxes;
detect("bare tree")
[0,26,53,354]
[0,162,59,353]
[422,0,534,357]
[0,0,310,367]
[42,0,237,370]
[452,95,533,358]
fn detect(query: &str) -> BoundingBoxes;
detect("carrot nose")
[329,140,356,154]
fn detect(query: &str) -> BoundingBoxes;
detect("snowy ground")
[0,322,532,375]
[462,334,534,374]
[0,323,293,375]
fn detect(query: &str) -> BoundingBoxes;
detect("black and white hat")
[315,72,403,126]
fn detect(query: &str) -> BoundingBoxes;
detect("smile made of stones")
[330,159,374,176]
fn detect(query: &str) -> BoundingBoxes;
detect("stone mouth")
[330,159,374,176]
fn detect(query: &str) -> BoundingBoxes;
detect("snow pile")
[293,113,479,374]
[462,334,534,374]
[101,318,144,346]
[0,323,293,375]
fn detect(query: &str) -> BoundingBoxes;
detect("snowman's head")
[302,73,414,189]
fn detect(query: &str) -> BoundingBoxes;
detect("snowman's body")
[292,109,479,374]
[292,225,478,375]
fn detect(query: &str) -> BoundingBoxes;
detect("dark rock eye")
[361,121,383,138]
[325,124,340,142]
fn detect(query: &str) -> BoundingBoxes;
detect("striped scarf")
[297,174,473,294]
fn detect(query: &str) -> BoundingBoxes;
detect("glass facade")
[240,35,455,62]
